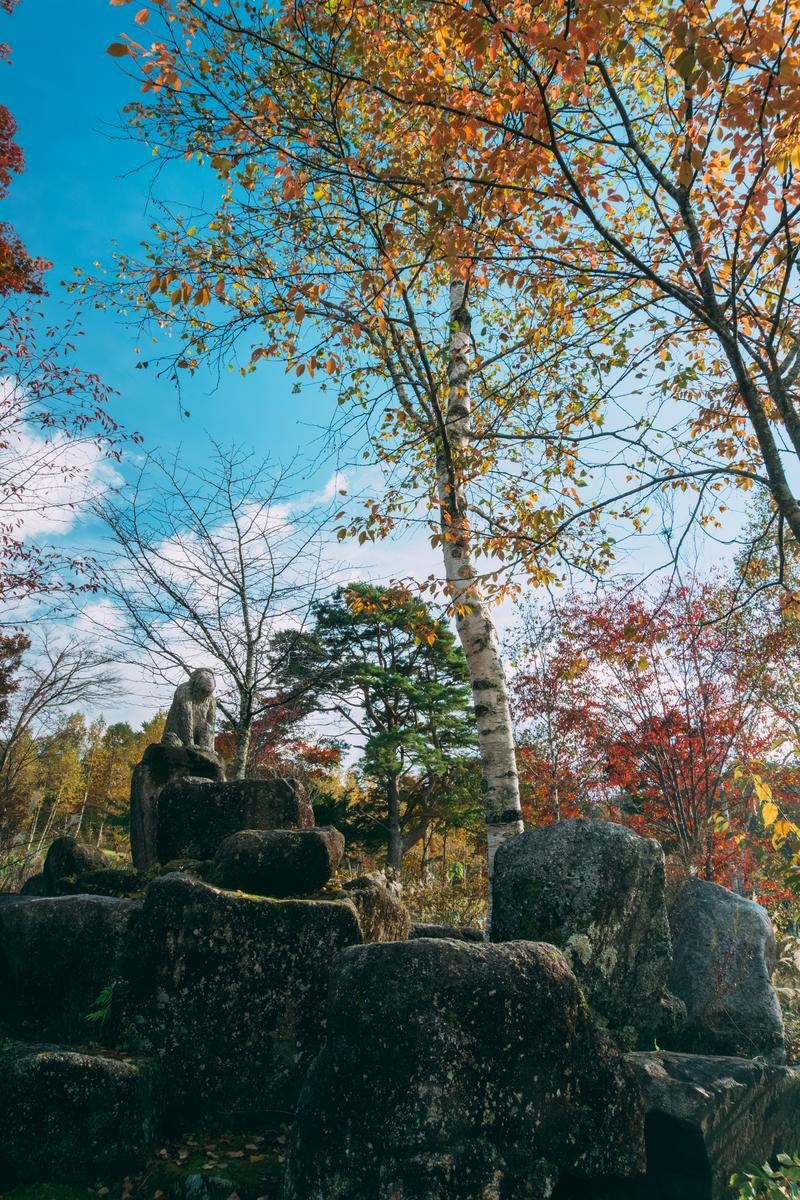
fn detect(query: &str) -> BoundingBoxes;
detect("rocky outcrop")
[340,874,411,942]
[120,872,363,1125]
[156,777,315,862]
[668,877,785,1061]
[211,827,344,897]
[0,894,141,1044]
[131,741,226,870]
[42,835,107,893]
[0,1041,158,1185]
[54,865,144,898]
[284,938,645,1200]
[491,819,680,1048]
[623,1052,800,1200]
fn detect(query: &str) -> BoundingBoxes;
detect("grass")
[0,1128,289,1200]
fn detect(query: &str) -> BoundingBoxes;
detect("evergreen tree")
[275,584,477,869]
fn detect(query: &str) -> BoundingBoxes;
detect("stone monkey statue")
[161,668,217,751]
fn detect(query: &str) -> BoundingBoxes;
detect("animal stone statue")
[129,669,225,870]
[162,668,217,751]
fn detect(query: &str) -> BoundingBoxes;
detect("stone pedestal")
[130,742,225,870]
[155,776,315,862]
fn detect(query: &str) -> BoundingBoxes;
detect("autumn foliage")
[511,579,800,898]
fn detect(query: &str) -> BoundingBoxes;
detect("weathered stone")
[131,741,226,870]
[669,877,785,1061]
[42,835,107,893]
[605,1052,800,1200]
[161,667,218,751]
[212,827,344,897]
[53,866,144,898]
[0,1040,158,1185]
[284,939,645,1200]
[121,872,363,1125]
[156,776,314,863]
[0,894,140,1043]
[410,922,484,941]
[340,874,411,942]
[491,819,679,1048]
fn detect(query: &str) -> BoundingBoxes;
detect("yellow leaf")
[762,801,779,828]
[753,776,772,804]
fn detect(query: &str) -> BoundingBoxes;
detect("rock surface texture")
[121,872,363,1125]
[41,836,108,893]
[0,1041,158,1185]
[625,1052,800,1200]
[211,826,344,897]
[284,938,645,1200]
[131,741,225,869]
[491,819,679,1048]
[156,777,315,863]
[669,877,785,1061]
[340,874,411,942]
[0,894,140,1044]
[409,922,484,941]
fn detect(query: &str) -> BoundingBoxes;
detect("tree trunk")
[233,694,253,780]
[437,278,523,889]
[386,774,403,871]
[421,823,432,879]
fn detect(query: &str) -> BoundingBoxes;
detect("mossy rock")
[0,1041,159,1186]
[120,873,363,1126]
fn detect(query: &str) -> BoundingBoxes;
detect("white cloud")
[0,384,123,538]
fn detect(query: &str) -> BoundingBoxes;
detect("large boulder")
[491,819,679,1048]
[668,877,785,1061]
[0,1041,158,1185]
[211,826,344,897]
[42,835,107,893]
[284,938,645,1200]
[120,872,363,1125]
[131,741,226,869]
[341,874,411,942]
[0,894,140,1044]
[156,777,315,863]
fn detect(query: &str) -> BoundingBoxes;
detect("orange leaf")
[135,7,149,24]
[106,42,130,57]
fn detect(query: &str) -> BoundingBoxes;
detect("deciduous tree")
[96,444,334,778]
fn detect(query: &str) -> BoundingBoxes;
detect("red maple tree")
[511,579,790,889]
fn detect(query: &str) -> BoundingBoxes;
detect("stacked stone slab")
[0,893,158,1186]
[0,1042,159,1186]
[119,871,365,1125]
[563,1052,800,1200]
[131,741,226,869]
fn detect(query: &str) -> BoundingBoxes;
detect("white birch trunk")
[437,278,523,896]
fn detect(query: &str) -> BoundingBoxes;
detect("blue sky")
[3,0,332,477]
